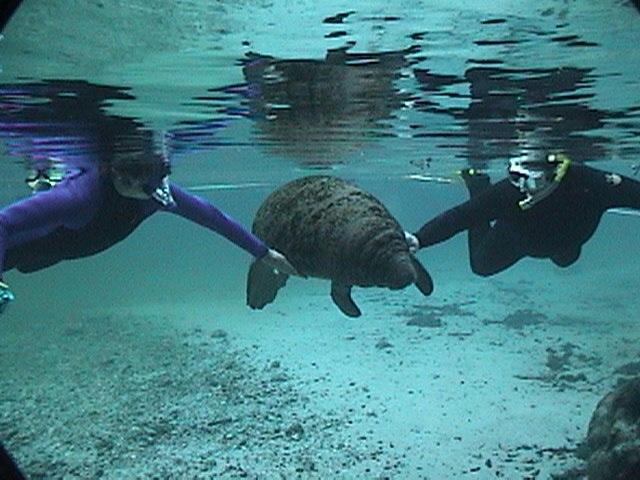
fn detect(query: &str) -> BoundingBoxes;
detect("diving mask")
[25,164,67,193]
[508,154,552,193]
[112,158,175,207]
[148,176,175,207]
[508,153,571,209]
[146,158,175,207]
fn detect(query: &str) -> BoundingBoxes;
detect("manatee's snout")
[385,254,416,290]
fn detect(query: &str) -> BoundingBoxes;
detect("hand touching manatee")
[259,248,300,276]
[246,175,433,317]
[404,231,420,254]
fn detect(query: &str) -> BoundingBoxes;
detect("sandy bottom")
[1,262,639,479]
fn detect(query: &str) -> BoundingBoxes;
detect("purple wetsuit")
[0,166,268,275]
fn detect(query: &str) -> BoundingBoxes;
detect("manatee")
[246,175,433,317]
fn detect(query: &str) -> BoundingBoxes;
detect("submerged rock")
[584,377,640,480]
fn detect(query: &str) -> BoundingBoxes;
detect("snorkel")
[508,152,571,210]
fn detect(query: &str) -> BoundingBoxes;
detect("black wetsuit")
[414,164,640,276]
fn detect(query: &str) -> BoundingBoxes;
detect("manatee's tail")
[246,259,289,310]
[411,256,434,296]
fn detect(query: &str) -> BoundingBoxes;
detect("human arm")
[413,180,519,249]
[590,167,640,210]
[260,248,299,276]
[165,185,298,275]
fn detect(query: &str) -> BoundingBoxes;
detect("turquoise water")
[1,1,640,478]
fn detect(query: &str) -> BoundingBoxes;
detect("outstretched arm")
[166,185,298,275]
[414,180,518,249]
[598,170,640,210]
[414,203,473,249]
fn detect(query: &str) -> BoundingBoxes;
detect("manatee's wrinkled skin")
[247,175,433,317]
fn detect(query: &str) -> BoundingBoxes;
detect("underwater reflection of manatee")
[241,48,415,165]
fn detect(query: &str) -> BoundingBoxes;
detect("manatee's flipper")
[330,282,361,318]
[246,259,289,309]
[411,256,433,296]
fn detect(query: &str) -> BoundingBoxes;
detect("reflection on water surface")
[1,1,639,184]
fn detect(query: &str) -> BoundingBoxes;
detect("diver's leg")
[460,168,491,197]
[459,169,496,270]
[469,222,525,276]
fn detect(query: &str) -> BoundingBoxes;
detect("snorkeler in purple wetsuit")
[0,153,297,313]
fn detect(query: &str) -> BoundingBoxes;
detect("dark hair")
[111,152,170,180]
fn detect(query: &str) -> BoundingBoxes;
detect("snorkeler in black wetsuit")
[411,153,640,276]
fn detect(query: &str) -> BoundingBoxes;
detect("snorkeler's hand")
[261,249,300,277]
[404,231,419,254]
[0,281,15,316]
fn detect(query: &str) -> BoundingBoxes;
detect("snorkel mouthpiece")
[150,176,176,207]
